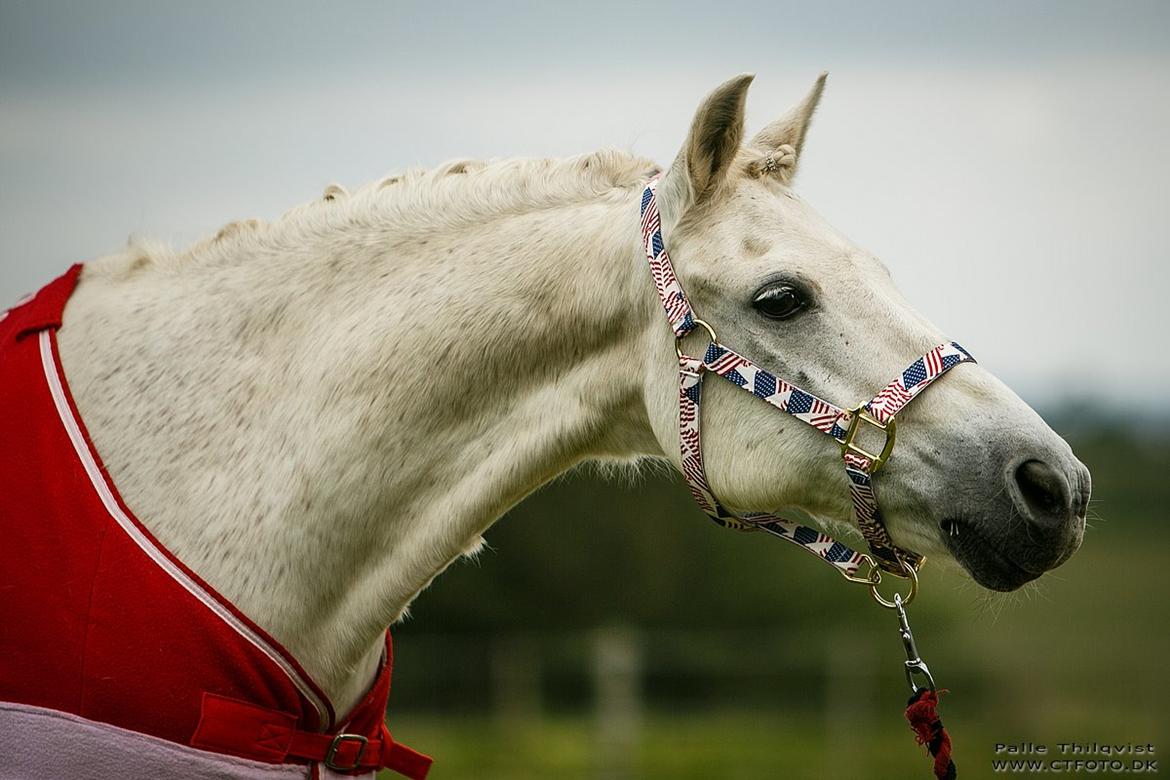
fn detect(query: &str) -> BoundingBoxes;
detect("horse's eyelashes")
[752,285,807,320]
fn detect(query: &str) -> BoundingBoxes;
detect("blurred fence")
[385,615,1166,779]
[391,626,887,778]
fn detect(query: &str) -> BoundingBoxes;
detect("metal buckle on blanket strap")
[324,733,370,772]
[839,405,897,474]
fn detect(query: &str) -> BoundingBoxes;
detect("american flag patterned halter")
[640,176,977,580]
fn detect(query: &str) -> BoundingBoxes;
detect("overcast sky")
[1,1,1167,409]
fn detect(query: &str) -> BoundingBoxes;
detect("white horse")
[54,73,1086,737]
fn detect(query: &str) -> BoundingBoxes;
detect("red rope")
[905,688,956,779]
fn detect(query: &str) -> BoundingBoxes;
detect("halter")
[641,175,975,585]
[641,176,969,778]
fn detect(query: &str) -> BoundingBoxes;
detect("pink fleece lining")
[0,702,323,780]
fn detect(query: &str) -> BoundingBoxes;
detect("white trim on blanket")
[38,330,332,728]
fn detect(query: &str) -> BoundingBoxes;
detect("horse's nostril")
[1014,459,1071,523]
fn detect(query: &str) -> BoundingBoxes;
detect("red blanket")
[0,266,429,779]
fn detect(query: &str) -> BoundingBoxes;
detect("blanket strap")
[191,693,431,778]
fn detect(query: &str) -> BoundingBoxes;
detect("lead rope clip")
[895,593,935,694]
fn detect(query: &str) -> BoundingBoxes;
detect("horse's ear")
[657,73,754,234]
[744,72,827,184]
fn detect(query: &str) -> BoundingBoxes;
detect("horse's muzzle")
[941,455,1090,591]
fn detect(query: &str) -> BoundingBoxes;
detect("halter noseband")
[640,176,976,586]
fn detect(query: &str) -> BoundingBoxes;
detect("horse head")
[643,74,1089,591]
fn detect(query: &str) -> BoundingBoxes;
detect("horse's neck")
[57,185,665,714]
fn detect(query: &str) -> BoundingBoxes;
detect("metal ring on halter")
[868,560,919,609]
[675,318,718,359]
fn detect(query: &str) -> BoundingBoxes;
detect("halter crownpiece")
[640,176,977,579]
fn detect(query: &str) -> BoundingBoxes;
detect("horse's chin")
[940,517,1046,592]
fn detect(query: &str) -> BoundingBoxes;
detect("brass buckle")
[324,733,369,772]
[840,405,897,473]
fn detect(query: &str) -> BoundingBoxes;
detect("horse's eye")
[752,285,805,320]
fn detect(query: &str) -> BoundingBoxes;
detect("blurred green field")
[380,420,1168,778]
[385,707,1157,780]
